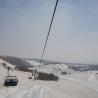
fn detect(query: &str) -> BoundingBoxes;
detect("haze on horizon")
[0,0,98,64]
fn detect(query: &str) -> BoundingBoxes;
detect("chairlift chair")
[4,76,18,86]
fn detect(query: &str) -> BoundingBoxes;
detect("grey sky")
[0,0,98,64]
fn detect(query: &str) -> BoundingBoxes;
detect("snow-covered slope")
[0,60,98,98]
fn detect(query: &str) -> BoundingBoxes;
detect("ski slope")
[0,59,98,98]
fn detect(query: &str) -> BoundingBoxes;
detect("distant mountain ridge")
[24,58,98,66]
[25,58,98,71]
[24,58,61,65]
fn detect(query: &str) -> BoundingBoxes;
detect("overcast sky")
[0,0,98,64]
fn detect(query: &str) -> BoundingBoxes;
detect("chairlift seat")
[28,76,32,79]
[4,76,18,86]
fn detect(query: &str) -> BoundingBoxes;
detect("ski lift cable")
[40,0,59,65]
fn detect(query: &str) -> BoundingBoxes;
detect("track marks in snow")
[44,86,70,98]
[0,86,18,98]
[13,85,45,98]
[0,85,45,98]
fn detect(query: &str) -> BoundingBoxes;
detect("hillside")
[0,56,33,72]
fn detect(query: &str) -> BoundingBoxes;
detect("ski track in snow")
[60,75,98,93]
[0,84,46,98]
[44,86,70,98]
[15,85,42,98]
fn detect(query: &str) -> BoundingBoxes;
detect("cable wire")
[40,0,59,65]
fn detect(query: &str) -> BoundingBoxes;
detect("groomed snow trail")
[11,85,44,98]
[0,84,45,98]
[1,76,98,98]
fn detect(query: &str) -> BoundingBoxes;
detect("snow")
[0,59,98,98]
[26,60,40,66]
